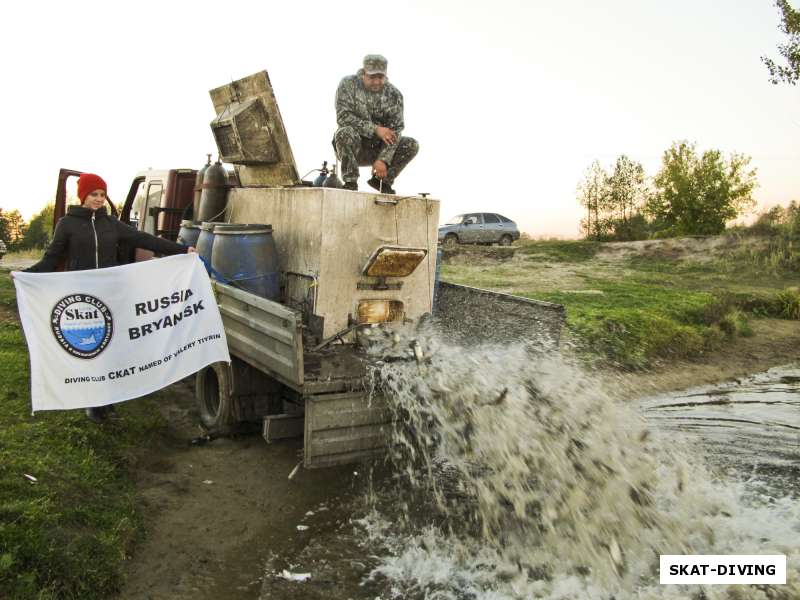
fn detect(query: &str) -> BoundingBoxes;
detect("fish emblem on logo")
[51,294,114,359]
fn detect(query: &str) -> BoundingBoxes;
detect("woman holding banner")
[25,173,196,422]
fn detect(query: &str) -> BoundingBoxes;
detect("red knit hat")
[77,173,107,203]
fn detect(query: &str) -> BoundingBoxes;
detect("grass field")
[0,271,168,599]
[442,235,800,368]
[1,233,797,595]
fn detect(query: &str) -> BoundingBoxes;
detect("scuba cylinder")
[313,161,329,187]
[197,159,229,222]
[323,163,343,189]
[192,154,212,220]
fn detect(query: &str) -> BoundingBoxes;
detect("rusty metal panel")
[263,414,304,442]
[208,70,299,186]
[213,281,304,388]
[308,396,392,430]
[303,447,388,470]
[303,391,392,469]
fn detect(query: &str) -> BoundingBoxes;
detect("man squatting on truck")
[334,54,419,194]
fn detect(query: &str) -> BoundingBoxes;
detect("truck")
[53,70,565,469]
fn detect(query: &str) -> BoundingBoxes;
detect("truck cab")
[54,167,199,263]
[120,169,196,239]
[54,167,197,240]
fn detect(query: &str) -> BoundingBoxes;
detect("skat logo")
[51,294,114,359]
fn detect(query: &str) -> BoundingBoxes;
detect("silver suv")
[438,213,520,248]
[0,239,6,260]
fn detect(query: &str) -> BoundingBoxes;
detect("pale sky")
[1,0,797,238]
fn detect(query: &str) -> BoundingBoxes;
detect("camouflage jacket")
[335,69,405,164]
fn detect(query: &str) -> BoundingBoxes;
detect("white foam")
[359,328,800,599]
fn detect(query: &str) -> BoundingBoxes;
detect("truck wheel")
[443,234,458,249]
[196,362,235,433]
[499,234,513,246]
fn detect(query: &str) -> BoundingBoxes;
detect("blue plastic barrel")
[196,221,226,265]
[177,220,201,247]
[211,224,279,300]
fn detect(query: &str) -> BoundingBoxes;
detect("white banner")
[13,254,230,412]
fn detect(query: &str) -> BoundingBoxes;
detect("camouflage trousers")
[333,126,419,184]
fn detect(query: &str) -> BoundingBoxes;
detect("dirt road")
[0,257,36,270]
[118,382,361,599]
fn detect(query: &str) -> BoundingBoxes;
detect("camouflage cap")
[363,54,388,75]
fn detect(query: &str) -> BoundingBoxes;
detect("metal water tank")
[193,154,212,219]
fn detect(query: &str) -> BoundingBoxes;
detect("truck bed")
[212,280,393,468]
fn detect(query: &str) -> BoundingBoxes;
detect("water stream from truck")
[348,327,800,599]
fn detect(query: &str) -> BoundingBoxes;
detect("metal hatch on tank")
[362,245,428,278]
[208,70,300,187]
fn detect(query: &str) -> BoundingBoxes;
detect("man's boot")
[367,177,395,195]
[85,407,106,424]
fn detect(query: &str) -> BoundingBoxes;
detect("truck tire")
[196,362,235,433]
[443,234,458,249]
[499,234,513,246]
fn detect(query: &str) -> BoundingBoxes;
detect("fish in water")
[80,334,96,345]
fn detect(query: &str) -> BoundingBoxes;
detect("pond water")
[258,336,800,600]
[639,365,800,499]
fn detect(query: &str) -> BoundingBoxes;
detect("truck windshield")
[446,215,465,225]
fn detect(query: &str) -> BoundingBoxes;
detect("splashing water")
[360,327,800,599]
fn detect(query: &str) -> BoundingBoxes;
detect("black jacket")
[26,205,187,273]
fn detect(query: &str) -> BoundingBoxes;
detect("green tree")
[762,0,800,85]
[607,155,648,240]
[648,141,757,236]
[0,209,27,248]
[577,160,612,240]
[20,204,54,249]
[0,209,10,244]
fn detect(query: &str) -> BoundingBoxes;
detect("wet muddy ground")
[120,361,800,599]
[118,381,363,599]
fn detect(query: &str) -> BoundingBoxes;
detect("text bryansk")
[129,288,204,340]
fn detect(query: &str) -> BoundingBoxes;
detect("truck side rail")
[434,281,565,348]
[212,281,304,389]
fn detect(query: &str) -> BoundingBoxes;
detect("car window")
[131,181,146,224]
[465,213,483,224]
[446,215,465,225]
[142,182,162,235]
[483,213,500,224]
[497,214,513,223]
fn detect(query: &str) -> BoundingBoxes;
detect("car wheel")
[443,234,458,249]
[499,234,513,246]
